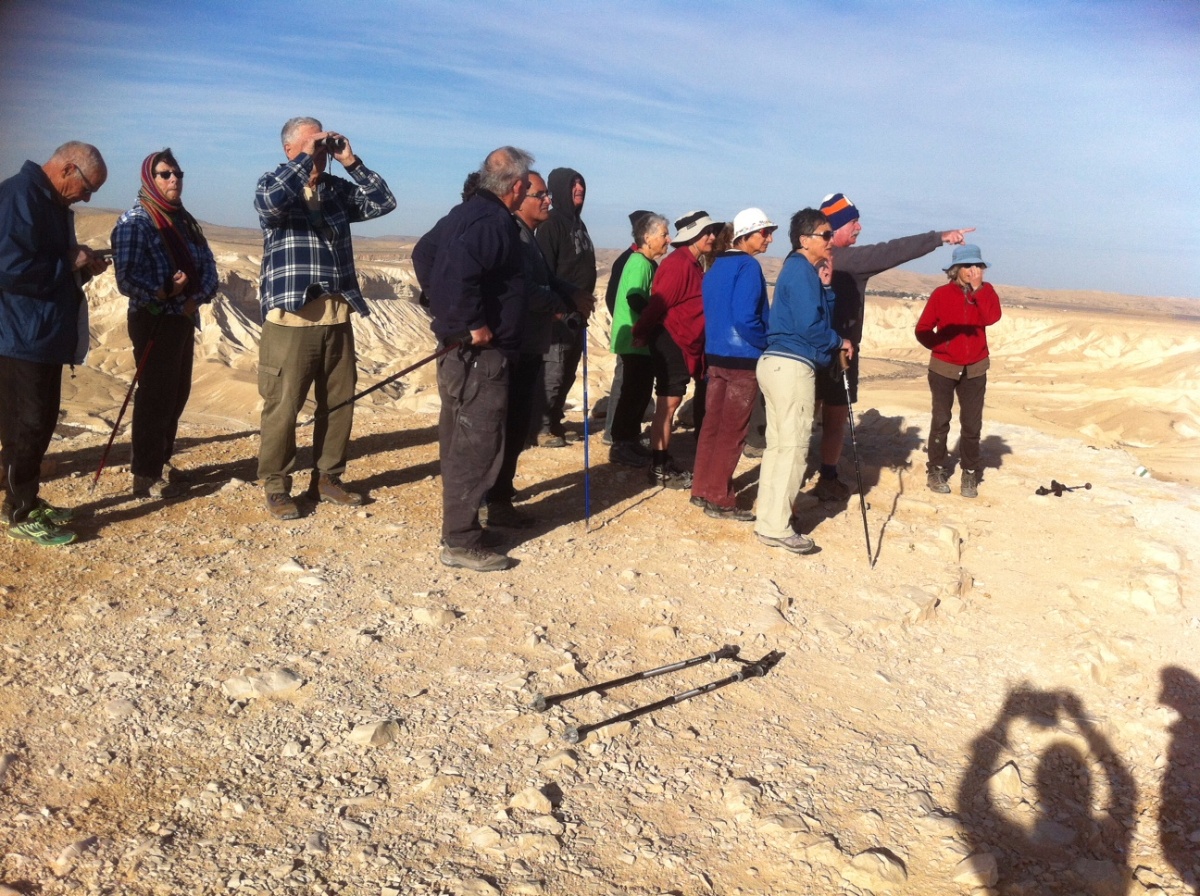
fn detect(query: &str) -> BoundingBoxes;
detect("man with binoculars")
[253,116,396,521]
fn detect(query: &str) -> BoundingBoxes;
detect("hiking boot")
[961,469,979,499]
[704,502,755,522]
[927,466,951,494]
[265,491,300,521]
[648,461,692,490]
[812,474,851,502]
[440,544,511,572]
[537,431,567,448]
[485,501,535,528]
[165,462,194,483]
[8,512,76,546]
[609,441,651,468]
[742,443,765,459]
[133,475,184,499]
[310,474,363,506]
[689,494,707,507]
[756,531,816,554]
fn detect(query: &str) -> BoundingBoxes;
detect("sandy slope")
[1,213,1197,895]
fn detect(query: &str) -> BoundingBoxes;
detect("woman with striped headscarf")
[111,149,218,499]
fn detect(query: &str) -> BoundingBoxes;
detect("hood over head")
[547,167,585,219]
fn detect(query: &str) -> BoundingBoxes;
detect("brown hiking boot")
[961,469,979,498]
[265,491,300,521]
[310,474,363,506]
[440,544,511,572]
[812,474,851,502]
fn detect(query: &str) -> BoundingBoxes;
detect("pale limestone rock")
[414,607,457,626]
[348,719,401,747]
[457,877,501,896]
[841,848,907,891]
[509,787,553,813]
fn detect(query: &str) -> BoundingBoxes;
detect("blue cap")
[944,244,987,271]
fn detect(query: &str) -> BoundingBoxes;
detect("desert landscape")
[0,207,1197,895]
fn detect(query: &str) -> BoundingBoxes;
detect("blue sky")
[2,0,1197,298]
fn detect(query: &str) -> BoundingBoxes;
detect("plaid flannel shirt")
[111,205,219,316]
[254,154,396,319]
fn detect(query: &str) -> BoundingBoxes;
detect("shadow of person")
[978,433,1013,471]
[958,686,1136,894]
[1160,666,1200,891]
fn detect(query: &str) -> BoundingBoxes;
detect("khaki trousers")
[257,321,356,494]
[754,355,816,539]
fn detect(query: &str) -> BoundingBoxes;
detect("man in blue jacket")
[417,146,532,572]
[0,142,109,546]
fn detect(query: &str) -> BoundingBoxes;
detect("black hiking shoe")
[927,466,951,494]
[961,469,979,498]
[440,544,511,572]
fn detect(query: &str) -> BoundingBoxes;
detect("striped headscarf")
[137,150,206,296]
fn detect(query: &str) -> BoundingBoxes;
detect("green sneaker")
[7,513,76,546]
[1,500,73,527]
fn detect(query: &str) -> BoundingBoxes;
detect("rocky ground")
[3,210,1197,894]
[1,388,1196,895]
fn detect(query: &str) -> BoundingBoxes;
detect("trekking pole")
[531,644,740,712]
[561,649,784,743]
[1036,480,1092,497]
[841,351,872,566]
[91,329,157,493]
[303,340,459,426]
[581,324,591,528]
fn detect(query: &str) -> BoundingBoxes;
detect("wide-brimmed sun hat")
[732,208,777,242]
[944,244,988,271]
[672,210,724,246]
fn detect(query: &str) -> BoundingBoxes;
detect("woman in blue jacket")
[754,208,852,555]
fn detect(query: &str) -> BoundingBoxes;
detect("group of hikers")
[0,129,1000,566]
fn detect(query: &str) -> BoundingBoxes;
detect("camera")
[562,311,584,334]
[318,136,346,153]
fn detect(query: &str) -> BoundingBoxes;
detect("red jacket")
[633,246,706,376]
[915,281,1002,367]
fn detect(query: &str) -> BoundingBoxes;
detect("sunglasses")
[806,230,834,241]
[154,169,184,180]
[74,165,98,195]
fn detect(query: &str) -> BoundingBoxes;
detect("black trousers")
[128,308,196,479]
[437,346,509,549]
[532,321,583,437]
[610,353,654,443]
[488,351,543,504]
[0,355,62,521]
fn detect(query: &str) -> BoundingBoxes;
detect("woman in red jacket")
[915,245,1002,498]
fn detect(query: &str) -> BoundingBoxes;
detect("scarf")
[137,152,206,298]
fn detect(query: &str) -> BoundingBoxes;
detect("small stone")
[52,836,98,876]
[282,740,304,758]
[537,750,577,771]
[348,720,401,747]
[221,667,304,700]
[528,815,565,836]
[278,559,306,573]
[104,698,137,720]
[648,625,678,641]
[457,878,501,896]
[0,753,17,789]
[304,832,329,855]
[297,575,326,587]
[414,607,457,626]
[269,860,297,880]
[468,826,502,849]
[509,787,553,813]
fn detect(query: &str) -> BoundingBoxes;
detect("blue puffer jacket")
[702,250,769,370]
[762,252,842,371]
[0,161,87,364]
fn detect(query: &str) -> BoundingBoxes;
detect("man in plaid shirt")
[254,116,395,521]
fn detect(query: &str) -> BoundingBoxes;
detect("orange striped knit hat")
[819,193,859,230]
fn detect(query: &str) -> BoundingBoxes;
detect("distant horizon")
[72,205,1199,306]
